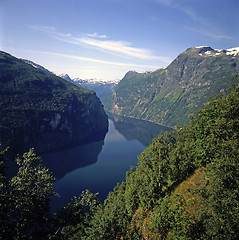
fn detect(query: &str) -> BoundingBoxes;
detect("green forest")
[0,51,95,129]
[1,78,239,239]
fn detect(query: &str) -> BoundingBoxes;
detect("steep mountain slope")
[54,77,239,240]
[21,59,52,74]
[103,46,239,127]
[0,51,108,154]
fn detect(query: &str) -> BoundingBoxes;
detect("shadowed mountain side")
[41,139,105,180]
[0,51,108,157]
[1,126,107,157]
[4,128,107,180]
[107,112,172,146]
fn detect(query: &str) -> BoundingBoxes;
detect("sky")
[1,0,239,81]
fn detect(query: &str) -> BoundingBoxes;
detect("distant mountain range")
[21,60,118,100]
[62,75,119,100]
[103,46,239,127]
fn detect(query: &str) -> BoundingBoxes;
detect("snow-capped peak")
[226,47,239,56]
[73,78,120,85]
[197,46,239,57]
[58,73,72,81]
[195,46,210,49]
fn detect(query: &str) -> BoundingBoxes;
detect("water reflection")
[1,121,108,162]
[50,119,146,211]
[4,128,107,179]
[48,116,172,211]
[42,140,104,179]
[42,115,172,181]
[107,112,172,146]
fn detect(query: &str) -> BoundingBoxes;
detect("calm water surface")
[42,115,172,212]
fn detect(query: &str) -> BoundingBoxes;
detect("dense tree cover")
[0,148,57,239]
[53,190,102,239]
[1,78,239,239]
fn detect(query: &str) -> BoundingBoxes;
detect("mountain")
[21,59,118,100]
[68,78,119,100]
[58,73,72,82]
[21,59,52,74]
[0,51,108,155]
[103,46,239,127]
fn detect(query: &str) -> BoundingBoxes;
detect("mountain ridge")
[21,58,53,74]
[22,59,119,100]
[103,46,239,127]
[67,77,118,100]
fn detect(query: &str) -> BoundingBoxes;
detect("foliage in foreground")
[1,79,239,239]
[0,148,57,239]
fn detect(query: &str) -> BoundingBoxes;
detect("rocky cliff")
[0,51,108,155]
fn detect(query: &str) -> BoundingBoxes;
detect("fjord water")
[42,114,172,212]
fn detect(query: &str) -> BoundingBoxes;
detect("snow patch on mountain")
[73,78,120,85]
[21,59,52,73]
[226,47,239,56]
[195,46,209,49]
[197,46,239,57]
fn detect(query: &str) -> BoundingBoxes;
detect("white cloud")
[153,1,233,41]
[154,1,208,26]
[39,50,163,69]
[29,25,169,62]
[5,47,168,80]
[77,37,161,60]
[28,25,57,33]
[87,32,108,38]
[11,47,162,69]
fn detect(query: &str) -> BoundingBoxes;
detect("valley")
[2,0,238,238]
[1,47,239,240]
